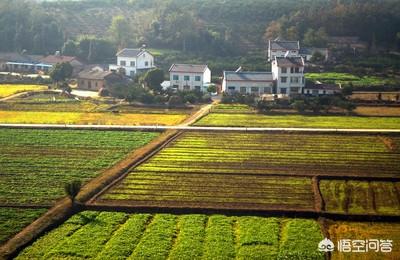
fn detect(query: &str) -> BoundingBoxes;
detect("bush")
[183,93,198,104]
[292,100,307,113]
[98,88,109,97]
[168,95,183,107]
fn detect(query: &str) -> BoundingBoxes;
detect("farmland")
[328,221,400,259]
[195,113,400,129]
[16,211,324,260]
[0,207,47,244]
[0,110,187,125]
[320,180,400,216]
[305,72,398,87]
[0,85,48,98]
[0,128,158,205]
[95,131,400,212]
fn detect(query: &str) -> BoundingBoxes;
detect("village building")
[109,47,155,77]
[222,69,274,95]
[77,69,115,91]
[271,56,305,95]
[169,64,211,92]
[40,53,84,75]
[304,82,341,96]
[0,52,50,73]
[268,39,300,61]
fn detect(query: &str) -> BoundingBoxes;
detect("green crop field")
[0,207,47,244]
[16,211,324,260]
[210,104,256,114]
[0,129,158,206]
[195,113,400,129]
[320,180,400,216]
[96,132,400,211]
[305,72,397,87]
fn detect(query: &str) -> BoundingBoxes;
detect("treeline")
[0,0,63,54]
[1,0,400,59]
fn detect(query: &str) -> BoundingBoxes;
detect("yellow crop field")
[0,111,187,125]
[0,84,47,98]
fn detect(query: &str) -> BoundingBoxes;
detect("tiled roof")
[40,55,79,65]
[169,64,208,73]
[78,70,112,80]
[116,48,147,57]
[275,57,304,67]
[224,71,273,81]
[0,52,41,63]
[269,40,300,50]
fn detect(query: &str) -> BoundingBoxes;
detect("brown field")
[355,106,400,116]
[328,221,400,260]
[350,92,400,102]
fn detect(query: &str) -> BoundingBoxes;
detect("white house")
[271,56,305,95]
[169,64,211,92]
[268,40,300,61]
[109,47,155,77]
[222,70,274,95]
[304,82,341,96]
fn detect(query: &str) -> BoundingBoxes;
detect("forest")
[1,0,400,63]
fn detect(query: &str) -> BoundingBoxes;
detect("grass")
[320,180,400,216]
[0,84,47,98]
[195,113,400,129]
[0,128,158,205]
[0,110,187,125]
[0,207,47,244]
[16,211,325,259]
[306,72,396,87]
[328,221,400,259]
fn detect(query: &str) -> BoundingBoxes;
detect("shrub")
[168,95,183,107]
[64,180,82,203]
[292,100,307,113]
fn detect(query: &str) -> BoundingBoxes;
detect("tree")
[62,40,78,56]
[207,84,217,93]
[292,100,307,113]
[303,28,328,47]
[143,68,164,93]
[109,15,132,49]
[64,180,81,204]
[49,62,73,87]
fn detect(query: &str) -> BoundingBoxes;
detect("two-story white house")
[268,40,300,61]
[169,64,211,92]
[271,56,305,95]
[222,69,274,95]
[109,47,155,77]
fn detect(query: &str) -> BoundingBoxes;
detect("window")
[95,82,98,87]
[240,87,247,93]
[280,88,287,94]
[294,67,300,73]
[281,67,287,73]
[145,61,149,67]
[183,85,190,91]
[281,77,287,83]
[120,60,126,66]
[323,90,326,95]
[251,87,259,93]
[290,87,300,93]
[88,81,92,89]
[195,76,201,81]
[291,77,299,83]
[172,85,179,89]
[263,87,271,94]
[184,75,190,81]
[290,67,294,73]
[173,75,179,80]
[195,86,201,91]
[130,71,135,77]
[227,86,236,92]
[130,61,135,67]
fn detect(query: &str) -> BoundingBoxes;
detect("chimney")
[140,44,146,51]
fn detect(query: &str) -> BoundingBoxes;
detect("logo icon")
[318,238,335,252]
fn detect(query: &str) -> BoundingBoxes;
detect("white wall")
[223,79,273,95]
[113,50,155,77]
[271,61,304,95]
[269,50,299,60]
[170,71,209,92]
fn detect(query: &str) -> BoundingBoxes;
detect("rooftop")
[78,70,113,80]
[116,48,148,57]
[224,71,273,81]
[40,55,79,65]
[274,57,304,67]
[169,64,208,73]
[269,40,300,50]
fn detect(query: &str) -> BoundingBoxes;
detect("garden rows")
[16,211,324,260]
[96,132,400,216]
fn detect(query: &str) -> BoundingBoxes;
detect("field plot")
[305,72,396,87]
[0,84,47,98]
[96,132,400,211]
[210,104,256,114]
[328,221,400,260]
[0,129,158,205]
[195,113,400,129]
[16,211,324,260]
[0,207,47,244]
[0,110,187,125]
[320,180,400,216]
